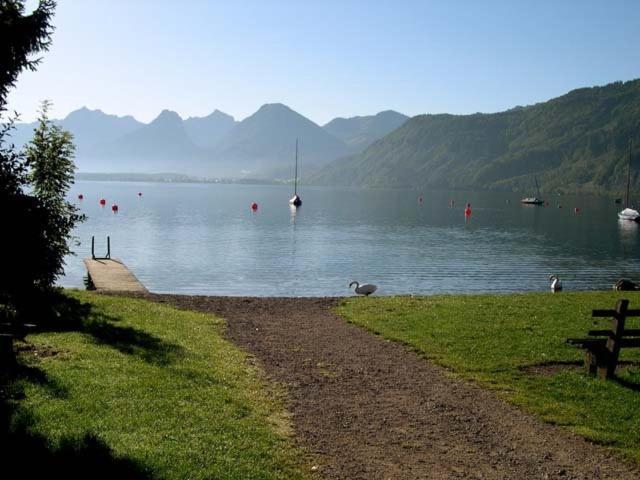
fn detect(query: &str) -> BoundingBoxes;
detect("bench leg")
[584,349,598,375]
[597,365,610,380]
[584,348,612,380]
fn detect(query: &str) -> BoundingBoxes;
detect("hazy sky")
[7,0,640,125]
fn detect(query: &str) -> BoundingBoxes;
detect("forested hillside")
[311,79,640,194]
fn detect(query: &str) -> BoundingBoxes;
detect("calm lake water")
[61,181,640,296]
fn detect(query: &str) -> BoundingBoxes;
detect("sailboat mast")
[626,139,632,208]
[535,176,541,198]
[294,138,298,196]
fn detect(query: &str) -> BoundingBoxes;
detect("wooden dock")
[84,258,148,293]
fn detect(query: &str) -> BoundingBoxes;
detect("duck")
[613,279,640,291]
[349,281,378,296]
[549,275,562,292]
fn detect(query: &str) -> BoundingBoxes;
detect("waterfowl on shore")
[549,275,562,292]
[613,278,640,291]
[349,281,378,296]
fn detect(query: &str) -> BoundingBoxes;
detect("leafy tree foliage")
[24,101,85,287]
[0,1,84,320]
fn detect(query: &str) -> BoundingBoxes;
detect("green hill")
[310,79,640,194]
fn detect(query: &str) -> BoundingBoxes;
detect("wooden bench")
[567,299,640,380]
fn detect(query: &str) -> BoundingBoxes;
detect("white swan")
[549,275,562,292]
[349,281,378,296]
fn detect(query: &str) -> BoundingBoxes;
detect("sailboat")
[289,138,302,207]
[618,140,639,221]
[521,176,544,205]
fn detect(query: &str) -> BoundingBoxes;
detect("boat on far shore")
[521,176,544,205]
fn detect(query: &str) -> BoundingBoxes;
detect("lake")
[61,181,640,296]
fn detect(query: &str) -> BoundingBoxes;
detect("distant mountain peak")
[326,110,407,123]
[253,103,298,117]
[214,102,349,171]
[186,109,235,122]
[152,109,183,126]
[64,106,104,120]
[322,110,409,152]
[247,103,317,126]
[63,107,142,124]
[182,109,237,149]
[259,102,290,111]
[376,109,406,117]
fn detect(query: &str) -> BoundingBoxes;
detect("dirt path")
[151,295,639,480]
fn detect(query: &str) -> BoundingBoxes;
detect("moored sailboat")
[289,138,302,207]
[618,140,639,221]
[521,176,544,205]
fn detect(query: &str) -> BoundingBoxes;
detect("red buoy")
[111,204,118,212]
[251,202,258,211]
[574,207,580,214]
[99,198,106,206]
[78,194,84,200]
[464,203,472,217]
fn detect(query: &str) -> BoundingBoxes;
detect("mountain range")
[310,79,640,194]
[7,104,407,178]
[9,79,640,194]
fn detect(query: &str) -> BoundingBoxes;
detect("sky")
[7,0,640,125]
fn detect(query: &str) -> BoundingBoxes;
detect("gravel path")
[151,295,639,480]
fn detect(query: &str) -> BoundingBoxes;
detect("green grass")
[5,290,305,479]
[337,291,640,461]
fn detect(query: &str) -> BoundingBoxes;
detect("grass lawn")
[338,291,640,462]
[3,290,305,479]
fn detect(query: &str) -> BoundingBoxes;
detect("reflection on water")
[61,181,640,296]
[618,219,639,253]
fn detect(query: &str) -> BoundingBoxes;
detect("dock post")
[107,236,111,259]
[91,236,95,259]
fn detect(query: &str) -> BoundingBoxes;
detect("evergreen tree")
[0,0,55,112]
[25,100,85,287]
[0,1,86,319]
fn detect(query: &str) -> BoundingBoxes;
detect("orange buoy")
[99,198,106,206]
[251,202,258,211]
[111,204,118,212]
[78,194,84,200]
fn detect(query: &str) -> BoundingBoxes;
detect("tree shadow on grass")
[0,289,180,478]
[611,374,640,392]
[0,369,155,480]
[20,289,183,366]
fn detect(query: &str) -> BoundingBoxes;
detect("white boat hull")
[289,194,302,207]
[618,208,640,221]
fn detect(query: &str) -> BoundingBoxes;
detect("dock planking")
[84,258,148,293]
